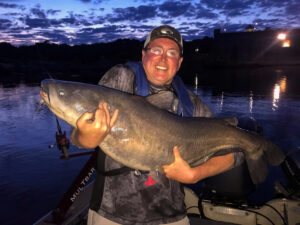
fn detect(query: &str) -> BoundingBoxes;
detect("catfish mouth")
[39,85,65,120]
[40,89,49,105]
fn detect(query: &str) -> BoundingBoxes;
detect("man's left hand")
[163,146,197,183]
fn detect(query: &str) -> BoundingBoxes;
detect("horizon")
[1,0,300,46]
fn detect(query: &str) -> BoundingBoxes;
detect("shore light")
[282,40,290,48]
[277,33,286,40]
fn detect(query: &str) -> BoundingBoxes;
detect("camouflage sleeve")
[233,152,244,167]
[98,64,135,94]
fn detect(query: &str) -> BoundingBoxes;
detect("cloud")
[194,5,219,19]
[0,18,12,30]
[1,0,300,46]
[79,0,106,4]
[107,5,158,22]
[47,9,61,16]
[24,17,50,28]
[158,1,193,17]
[0,2,19,8]
[31,7,47,19]
[285,0,300,16]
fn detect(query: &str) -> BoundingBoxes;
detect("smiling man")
[71,25,237,225]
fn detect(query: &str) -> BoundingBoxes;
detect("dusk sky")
[1,0,300,46]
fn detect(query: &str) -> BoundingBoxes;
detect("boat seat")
[202,160,256,202]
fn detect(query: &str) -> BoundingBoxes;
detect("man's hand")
[163,146,235,184]
[71,102,118,148]
[163,146,196,183]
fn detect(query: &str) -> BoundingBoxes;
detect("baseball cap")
[144,25,183,54]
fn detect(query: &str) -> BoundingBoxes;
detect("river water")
[0,66,300,225]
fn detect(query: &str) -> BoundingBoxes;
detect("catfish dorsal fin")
[223,117,238,126]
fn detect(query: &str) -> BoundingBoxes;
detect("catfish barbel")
[40,79,285,184]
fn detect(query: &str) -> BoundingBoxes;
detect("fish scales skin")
[40,79,285,184]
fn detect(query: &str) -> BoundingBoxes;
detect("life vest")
[126,61,194,117]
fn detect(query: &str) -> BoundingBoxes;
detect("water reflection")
[194,73,199,90]
[272,84,280,110]
[249,91,253,113]
[218,91,224,113]
[272,76,287,111]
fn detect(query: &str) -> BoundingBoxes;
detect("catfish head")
[40,79,101,127]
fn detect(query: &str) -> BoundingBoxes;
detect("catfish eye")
[59,90,65,96]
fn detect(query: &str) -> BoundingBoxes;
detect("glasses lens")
[150,47,163,55]
[148,46,179,58]
[167,49,179,58]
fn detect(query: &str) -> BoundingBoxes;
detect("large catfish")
[40,79,285,184]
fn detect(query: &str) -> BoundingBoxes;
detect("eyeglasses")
[145,46,181,58]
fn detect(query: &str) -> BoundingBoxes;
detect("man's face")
[142,38,183,86]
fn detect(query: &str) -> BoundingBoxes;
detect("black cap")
[144,25,183,54]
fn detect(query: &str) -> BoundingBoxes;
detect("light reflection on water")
[272,76,287,111]
[0,67,300,225]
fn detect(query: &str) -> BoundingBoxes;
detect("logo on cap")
[160,28,174,35]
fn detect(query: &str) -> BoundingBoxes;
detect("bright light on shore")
[282,40,290,47]
[277,33,286,40]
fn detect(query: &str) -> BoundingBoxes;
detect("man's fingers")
[110,109,119,127]
[102,103,111,125]
[78,112,93,124]
[173,146,181,159]
[98,102,119,128]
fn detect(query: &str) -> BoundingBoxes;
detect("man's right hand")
[71,102,118,148]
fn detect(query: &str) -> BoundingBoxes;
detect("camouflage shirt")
[93,64,238,224]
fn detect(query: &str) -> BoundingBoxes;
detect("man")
[71,25,236,225]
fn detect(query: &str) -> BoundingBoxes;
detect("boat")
[34,117,300,225]
[33,150,300,225]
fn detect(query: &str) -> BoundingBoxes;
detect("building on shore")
[210,27,300,66]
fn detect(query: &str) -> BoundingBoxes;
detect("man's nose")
[160,51,168,61]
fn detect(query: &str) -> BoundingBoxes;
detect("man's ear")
[177,57,183,71]
[142,50,146,63]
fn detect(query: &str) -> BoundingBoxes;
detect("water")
[0,84,91,225]
[1,66,300,225]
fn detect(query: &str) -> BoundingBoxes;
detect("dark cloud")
[195,5,219,19]
[0,2,19,8]
[79,0,105,4]
[21,9,92,29]
[107,5,157,22]
[200,0,253,18]
[24,17,50,28]
[285,1,300,16]
[200,0,226,10]
[158,1,193,17]
[254,0,289,8]
[47,9,61,15]
[73,25,130,44]
[0,18,12,30]
[223,0,253,10]
[31,7,47,19]
[39,30,71,43]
